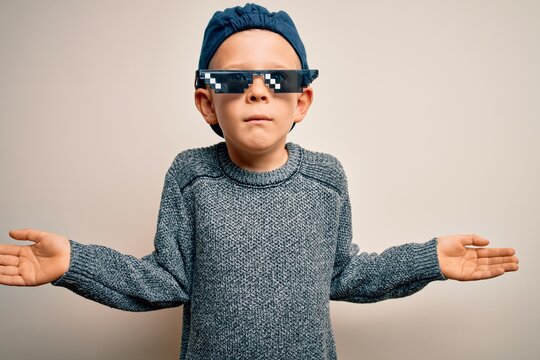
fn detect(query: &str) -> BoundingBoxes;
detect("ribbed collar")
[215,142,302,187]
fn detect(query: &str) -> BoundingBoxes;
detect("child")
[0,3,519,360]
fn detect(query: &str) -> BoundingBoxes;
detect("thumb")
[461,234,490,247]
[8,228,45,243]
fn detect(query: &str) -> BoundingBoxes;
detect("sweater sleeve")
[51,164,193,311]
[329,162,447,303]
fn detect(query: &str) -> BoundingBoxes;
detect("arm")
[329,164,446,303]
[52,167,194,311]
[1,165,194,311]
[329,165,519,303]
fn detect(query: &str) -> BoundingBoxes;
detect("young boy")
[0,3,519,360]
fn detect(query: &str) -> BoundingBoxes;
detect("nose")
[246,75,270,103]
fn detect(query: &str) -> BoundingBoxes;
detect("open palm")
[0,229,71,286]
[437,234,519,281]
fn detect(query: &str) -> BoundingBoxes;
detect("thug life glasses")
[194,69,319,94]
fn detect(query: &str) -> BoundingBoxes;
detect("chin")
[223,125,289,150]
[236,135,285,153]
[243,139,275,152]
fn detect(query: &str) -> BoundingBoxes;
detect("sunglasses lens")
[264,71,301,93]
[201,72,248,93]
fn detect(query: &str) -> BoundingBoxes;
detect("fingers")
[0,265,20,276]
[477,247,516,258]
[8,228,45,243]
[461,234,490,247]
[477,263,519,272]
[0,274,26,286]
[478,255,519,265]
[470,267,505,281]
[468,262,519,281]
[0,244,22,256]
[476,251,520,276]
[0,254,20,266]
[459,235,518,261]
[500,262,519,272]
[0,256,23,282]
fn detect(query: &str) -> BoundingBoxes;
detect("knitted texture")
[52,141,447,360]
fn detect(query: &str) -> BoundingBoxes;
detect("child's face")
[195,29,313,153]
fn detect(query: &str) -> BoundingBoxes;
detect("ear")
[293,86,314,124]
[194,88,218,125]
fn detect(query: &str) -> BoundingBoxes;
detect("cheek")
[276,96,298,116]
[213,96,241,119]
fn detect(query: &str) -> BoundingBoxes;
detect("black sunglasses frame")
[194,69,319,93]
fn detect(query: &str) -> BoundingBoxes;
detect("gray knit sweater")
[52,141,447,360]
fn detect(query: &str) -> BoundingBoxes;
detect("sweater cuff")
[411,237,447,281]
[51,239,98,287]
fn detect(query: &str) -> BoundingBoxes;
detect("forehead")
[209,29,301,70]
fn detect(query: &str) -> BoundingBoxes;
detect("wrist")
[434,237,449,280]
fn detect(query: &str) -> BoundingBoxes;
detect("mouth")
[244,114,273,122]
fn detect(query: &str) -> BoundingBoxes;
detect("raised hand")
[0,229,71,286]
[436,234,519,281]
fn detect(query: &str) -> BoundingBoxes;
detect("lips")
[245,114,272,122]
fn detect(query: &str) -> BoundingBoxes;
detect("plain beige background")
[1,0,538,359]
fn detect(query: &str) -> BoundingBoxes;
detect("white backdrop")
[1,1,538,359]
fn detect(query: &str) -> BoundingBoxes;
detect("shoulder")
[167,143,222,190]
[297,144,348,196]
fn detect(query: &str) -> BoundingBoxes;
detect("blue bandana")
[198,3,309,70]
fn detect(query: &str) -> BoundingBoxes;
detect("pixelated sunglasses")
[194,69,319,93]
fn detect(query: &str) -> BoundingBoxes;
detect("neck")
[224,139,289,172]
